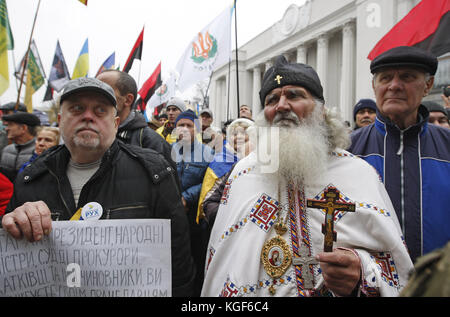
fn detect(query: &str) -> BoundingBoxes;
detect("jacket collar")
[21,140,120,183]
[117,111,148,133]
[375,104,429,137]
[14,137,36,150]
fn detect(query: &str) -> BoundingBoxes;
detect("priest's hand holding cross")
[316,248,361,296]
[307,187,361,296]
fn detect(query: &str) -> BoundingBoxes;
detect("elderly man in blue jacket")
[349,46,450,263]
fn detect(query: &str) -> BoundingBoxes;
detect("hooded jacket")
[5,140,195,296]
[349,105,450,262]
[117,111,179,190]
[117,111,175,169]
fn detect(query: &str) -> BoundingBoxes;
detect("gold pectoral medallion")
[260,221,292,295]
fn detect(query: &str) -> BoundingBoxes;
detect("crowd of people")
[0,45,449,297]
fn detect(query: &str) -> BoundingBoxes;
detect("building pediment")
[273,1,312,40]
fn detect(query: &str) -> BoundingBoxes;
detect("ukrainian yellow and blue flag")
[196,144,238,223]
[72,38,89,79]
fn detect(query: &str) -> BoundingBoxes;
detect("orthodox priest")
[201,56,413,297]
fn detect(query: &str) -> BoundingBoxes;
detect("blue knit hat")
[175,109,200,130]
[353,99,377,121]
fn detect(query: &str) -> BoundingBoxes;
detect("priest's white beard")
[256,105,331,188]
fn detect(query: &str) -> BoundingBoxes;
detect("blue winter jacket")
[348,105,450,262]
[172,140,214,224]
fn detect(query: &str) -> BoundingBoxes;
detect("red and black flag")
[123,27,144,73]
[368,0,450,60]
[136,62,161,112]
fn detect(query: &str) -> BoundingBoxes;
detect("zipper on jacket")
[105,205,148,219]
[48,169,72,219]
[396,131,406,234]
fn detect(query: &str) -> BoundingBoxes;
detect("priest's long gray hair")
[321,101,352,151]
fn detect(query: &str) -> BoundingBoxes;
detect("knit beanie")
[175,109,200,130]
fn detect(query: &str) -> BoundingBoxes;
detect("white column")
[397,0,415,21]
[252,66,262,115]
[316,33,329,98]
[297,44,307,64]
[340,21,355,123]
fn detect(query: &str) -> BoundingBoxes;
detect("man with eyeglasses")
[201,55,412,297]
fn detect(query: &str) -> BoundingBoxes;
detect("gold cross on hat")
[274,75,283,85]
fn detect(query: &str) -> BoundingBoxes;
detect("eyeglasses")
[264,87,308,107]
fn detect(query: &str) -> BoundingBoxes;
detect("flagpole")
[226,57,231,120]
[15,0,42,111]
[10,50,18,92]
[204,71,214,108]
[234,0,240,117]
[137,24,145,88]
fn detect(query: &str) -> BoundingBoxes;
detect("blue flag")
[95,52,115,76]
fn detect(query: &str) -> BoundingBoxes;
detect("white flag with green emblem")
[145,72,176,115]
[176,3,233,92]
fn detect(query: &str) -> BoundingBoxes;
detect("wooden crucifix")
[306,187,355,252]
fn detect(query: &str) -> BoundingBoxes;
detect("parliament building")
[207,0,449,127]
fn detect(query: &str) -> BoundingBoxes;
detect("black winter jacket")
[5,140,195,296]
[117,111,180,190]
[117,112,175,167]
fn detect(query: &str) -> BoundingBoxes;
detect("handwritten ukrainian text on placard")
[0,219,171,297]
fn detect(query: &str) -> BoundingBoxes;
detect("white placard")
[0,219,171,297]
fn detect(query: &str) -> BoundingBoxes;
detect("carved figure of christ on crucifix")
[306,187,356,252]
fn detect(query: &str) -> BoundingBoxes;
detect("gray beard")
[73,134,100,149]
[62,129,101,151]
[255,107,330,188]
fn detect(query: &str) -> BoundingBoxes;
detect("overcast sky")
[2,0,306,106]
